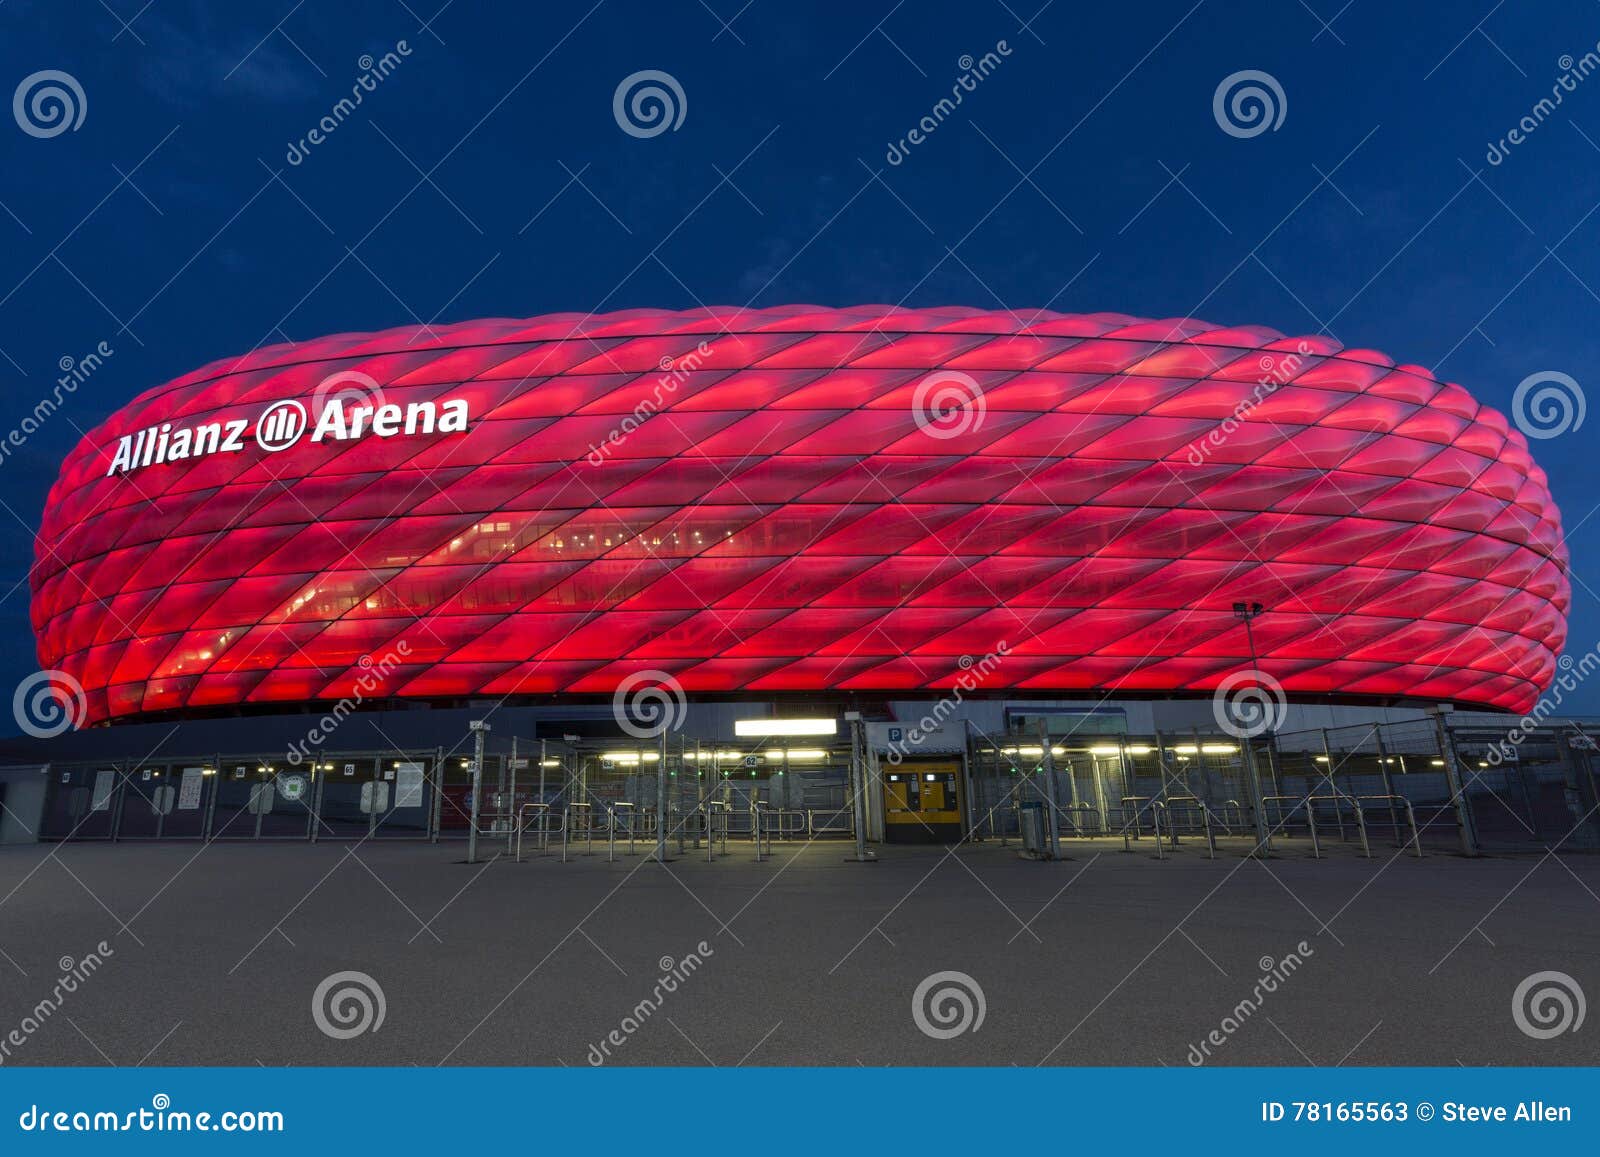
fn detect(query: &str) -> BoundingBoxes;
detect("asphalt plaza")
[0,836,1596,1067]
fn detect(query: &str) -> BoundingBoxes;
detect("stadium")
[5,306,1591,856]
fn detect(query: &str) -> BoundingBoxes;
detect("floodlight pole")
[507,735,518,855]
[656,727,670,864]
[467,720,489,864]
[1233,602,1271,854]
[847,713,875,861]
[1038,719,1061,860]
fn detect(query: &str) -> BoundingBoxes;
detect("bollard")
[1306,799,1320,859]
[1355,803,1371,859]
[1405,800,1423,858]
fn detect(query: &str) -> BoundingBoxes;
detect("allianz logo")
[105,395,470,477]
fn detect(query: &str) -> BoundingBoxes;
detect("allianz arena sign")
[105,395,471,476]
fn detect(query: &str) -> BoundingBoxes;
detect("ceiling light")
[735,717,838,737]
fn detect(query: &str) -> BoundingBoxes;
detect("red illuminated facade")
[31,306,1569,725]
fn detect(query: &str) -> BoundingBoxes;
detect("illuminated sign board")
[105,396,470,477]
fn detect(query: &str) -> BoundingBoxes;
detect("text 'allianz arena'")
[31,305,1570,726]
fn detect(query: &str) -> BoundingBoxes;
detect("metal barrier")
[806,808,852,837]
[563,802,593,862]
[763,809,808,838]
[751,802,769,862]
[704,801,729,862]
[515,803,564,862]
[607,802,637,862]
[1164,796,1217,858]
[1358,794,1423,858]
[1062,800,1100,837]
[1307,794,1370,858]
[1218,799,1250,835]
[1122,799,1168,857]
[1118,796,1152,839]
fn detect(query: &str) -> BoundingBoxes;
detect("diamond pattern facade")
[31,305,1569,724]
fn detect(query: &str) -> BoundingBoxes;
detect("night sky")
[2,0,1597,715]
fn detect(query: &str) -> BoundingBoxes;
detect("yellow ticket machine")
[884,762,963,843]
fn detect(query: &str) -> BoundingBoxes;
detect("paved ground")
[0,833,1596,1067]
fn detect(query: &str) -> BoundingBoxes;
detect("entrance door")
[883,762,963,843]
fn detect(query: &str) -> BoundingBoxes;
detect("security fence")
[29,732,861,848]
[24,714,1600,855]
[972,715,1600,854]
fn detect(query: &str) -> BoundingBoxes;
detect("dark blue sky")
[2,0,1596,710]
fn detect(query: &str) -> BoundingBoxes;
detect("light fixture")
[766,748,827,760]
[1200,744,1239,755]
[540,759,560,768]
[734,717,838,737]
[1172,745,1198,755]
[1314,755,1329,763]
[1430,759,1445,767]
[1088,745,1120,756]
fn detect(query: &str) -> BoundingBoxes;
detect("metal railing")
[515,803,563,862]
[1121,799,1170,858]
[1307,794,1370,859]
[1358,794,1423,858]
[703,801,730,862]
[607,802,637,861]
[1164,795,1217,859]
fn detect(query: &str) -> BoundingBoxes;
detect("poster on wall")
[90,769,115,812]
[177,767,206,811]
[394,763,425,808]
